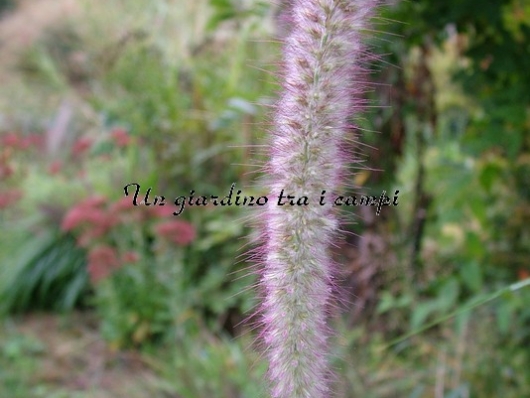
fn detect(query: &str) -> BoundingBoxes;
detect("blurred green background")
[0,0,529,397]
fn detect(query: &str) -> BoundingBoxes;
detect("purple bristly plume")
[258,0,377,396]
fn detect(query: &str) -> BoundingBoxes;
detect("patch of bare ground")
[8,312,166,398]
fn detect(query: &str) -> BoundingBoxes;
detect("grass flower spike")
[260,0,377,396]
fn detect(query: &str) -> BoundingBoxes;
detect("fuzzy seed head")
[258,0,378,397]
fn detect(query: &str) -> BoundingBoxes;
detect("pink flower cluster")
[0,127,135,213]
[110,128,131,147]
[1,132,44,150]
[0,189,23,210]
[61,196,116,247]
[61,195,196,283]
[87,245,122,283]
[72,137,93,156]
[154,220,196,246]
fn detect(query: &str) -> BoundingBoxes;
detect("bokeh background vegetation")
[0,0,529,397]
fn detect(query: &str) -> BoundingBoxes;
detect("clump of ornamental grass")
[254,0,379,397]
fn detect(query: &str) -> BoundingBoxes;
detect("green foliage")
[91,205,256,348]
[1,0,268,349]
[207,0,269,31]
[0,231,89,314]
[95,256,184,347]
[382,278,530,349]
[364,4,530,396]
[389,0,530,159]
[150,334,267,397]
[0,327,44,397]
[1,0,530,395]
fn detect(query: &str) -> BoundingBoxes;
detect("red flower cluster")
[72,136,93,156]
[0,153,14,180]
[1,132,44,150]
[0,189,23,210]
[86,246,141,284]
[1,132,19,147]
[110,128,131,147]
[61,196,118,247]
[110,196,149,223]
[61,195,196,283]
[154,220,196,246]
[111,196,137,212]
[1,132,45,182]
[122,251,140,263]
[87,244,121,283]
[148,204,176,218]
[48,160,63,175]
